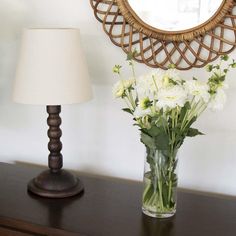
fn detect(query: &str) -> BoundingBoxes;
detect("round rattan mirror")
[118,0,231,41]
[127,0,223,32]
[90,0,236,69]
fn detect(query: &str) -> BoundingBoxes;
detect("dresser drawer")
[0,226,35,236]
[0,217,80,236]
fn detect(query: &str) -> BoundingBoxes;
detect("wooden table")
[0,162,235,236]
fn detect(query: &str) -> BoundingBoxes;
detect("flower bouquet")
[113,53,235,218]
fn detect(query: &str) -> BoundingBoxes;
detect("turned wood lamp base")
[28,170,84,198]
[28,105,84,198]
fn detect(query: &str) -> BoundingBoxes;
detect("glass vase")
[142,146,178,218]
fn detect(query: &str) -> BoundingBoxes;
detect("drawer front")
[0,217,82,236]
[0,226,36,236]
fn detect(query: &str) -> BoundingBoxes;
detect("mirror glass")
[128,0,223,31]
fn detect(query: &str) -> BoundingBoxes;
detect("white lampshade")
[13,28,92,105]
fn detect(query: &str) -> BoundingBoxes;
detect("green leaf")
[155,132,169,150]
[122,108,133,115]
[126,52,133,61]
[126,49,138,61]
[185,116,197,129]
[221,54,229,61]
[168,64,176,69]
[224,69,228,74]
[186,128,204,137]
[141,130,169,150]
[140,133,156,149]
[171,173,178,187]
[206,64,213,72]
[169,78,178,85]
[143,170,152,180]
[217,74,226,82]
[231,63,236,68]
[146,126,162,137]
[185,101,191,110]
[161,183,169,206]
[179,102,191,122]
[172,127,181,136]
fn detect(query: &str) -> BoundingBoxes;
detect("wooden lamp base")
[28,170,84,198]
[27,105,84,198]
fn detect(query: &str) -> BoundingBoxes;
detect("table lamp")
[12,28,92,198]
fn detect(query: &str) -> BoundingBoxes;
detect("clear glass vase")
[142,146,178,218]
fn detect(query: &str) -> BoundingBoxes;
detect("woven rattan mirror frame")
[90,0,236,70]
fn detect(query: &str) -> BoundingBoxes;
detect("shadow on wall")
[0,0,28,83]
[0,0,28,43]
[0,0,28,67]
[0,0,29,127]
[0,0,29,81]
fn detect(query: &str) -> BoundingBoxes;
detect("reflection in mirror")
[128,0,223,31]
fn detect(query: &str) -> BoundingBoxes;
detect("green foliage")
[179,102,190,122]
[221,54,229,61]
[140,132,156,149]
[207,65,227,95]
[112,65,122,74]
[206,64,213,72]
[141,130,169,150]
[126,49,138,61]
[122,108,133,115]
[167,64,176,69]
[168,78,178,85]
[231,62,236,68]
[187,128,204,137]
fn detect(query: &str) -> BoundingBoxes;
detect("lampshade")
[13,28,92,105]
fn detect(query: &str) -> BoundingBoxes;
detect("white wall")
[1,0,236,196]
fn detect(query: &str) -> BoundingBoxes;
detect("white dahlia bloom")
[133,106,152,118]
[135,69,178,98]
[112,79,134,98]
[135,72,158,99]
[123,78,135,89]
[112,81,125,98]
[185,80,210,103]
[164,69,181,82]
[154,69,182,89]
[156,86,188,109]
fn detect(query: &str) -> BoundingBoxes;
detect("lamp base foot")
[28,169,84,198]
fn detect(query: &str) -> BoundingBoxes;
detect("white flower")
[112,81,125,98]
[154,69,182,89]
[209,88,227,111]
[156,86,188,109]
[112,79,134,98]
[133,106,152,118]
[138,97,152,110]
[123,78,135,89]
[135,69,180,99]
[185,80,210,103]
[135,72,157,99]
[164,69,181,82]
